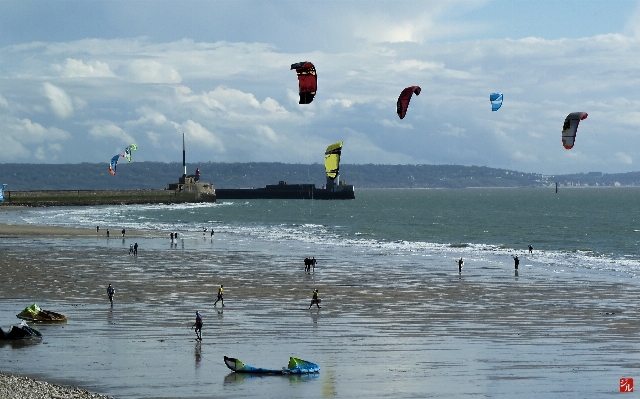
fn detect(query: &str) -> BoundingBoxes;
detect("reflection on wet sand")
[0,233,639,398]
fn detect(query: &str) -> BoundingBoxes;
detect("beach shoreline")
[1,213,639,397]
[0,223,160,239]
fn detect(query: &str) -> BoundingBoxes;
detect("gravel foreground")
[0,372,113,399]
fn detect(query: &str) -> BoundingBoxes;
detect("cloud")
[53,58,115,78]
[255,125,280,144]
[380,119,414,129]
[128,59,181,83]
[3,20,640,172]
[616,151,633,164]
[0,116,71,161]
[89,123,135,143]
[440,123,466,137]
[178,120,223,150]
[43,82,74,118]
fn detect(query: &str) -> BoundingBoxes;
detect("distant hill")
[0,162,639,191]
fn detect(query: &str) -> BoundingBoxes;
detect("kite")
[124,144,137,162]
[290,61,317,104]
[397,86,421,119]
[490,93,503,111]
[561,112,588,150]
[109,154,123,176]
[324,142,343,180]
[0,184,7,202]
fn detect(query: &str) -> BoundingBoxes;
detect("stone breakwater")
[0,372,113,399]
[0,189,215,206]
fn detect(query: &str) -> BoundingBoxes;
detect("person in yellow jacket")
[309,289,321,309]
[214,285,225,307]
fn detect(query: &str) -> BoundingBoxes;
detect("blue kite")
[109,154,123,176]
[490,93,503,111]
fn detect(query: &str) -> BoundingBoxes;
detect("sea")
[1,187,639,398]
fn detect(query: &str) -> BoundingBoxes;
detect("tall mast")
[182,132,187,178]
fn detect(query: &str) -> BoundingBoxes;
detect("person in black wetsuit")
[107,284,115,304]
[193,311,202,341]
[513,255,520,270]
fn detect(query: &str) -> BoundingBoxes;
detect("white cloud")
[380,119,414,129]
[128,59,181,83]
[53,58,115,78]
[89,123,135,143]
[326,99,353,108]
[43,82,74,119]
[178,119,223,150]
[0,116,71,161]
[616,151,633,164]
[255,125,280,144]
[440,123,466,137]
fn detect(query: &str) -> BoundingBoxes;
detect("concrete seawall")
[0,189,216,206]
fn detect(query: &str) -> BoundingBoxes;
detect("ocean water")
[1,187,640,398]
[5,187,640,275]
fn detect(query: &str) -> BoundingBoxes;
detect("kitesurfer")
[107,284,115,305]
[214,285,225,307]
[193,311,202,341]
[309,289,321,309]
[457,258,464,273]
[134,243,138,256]
[513,255,520,270]
[528,245,533,254]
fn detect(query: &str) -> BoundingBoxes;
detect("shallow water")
[0,230,639,398]
[2,189,640,397]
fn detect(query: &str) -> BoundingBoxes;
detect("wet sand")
[0,224,639,398]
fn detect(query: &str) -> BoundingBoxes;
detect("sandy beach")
[1,221,639,397]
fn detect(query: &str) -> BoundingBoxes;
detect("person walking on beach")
[513,255,520,270]
[106,229,110,238]
[121,228,125,238]
[528,245,533,254]
[107,284,115,305]
[214,285,224,307]
[312,257,317,273]
[96,226,99,233]
[170,232,174,244]
[309,289,321,309]
[210,230,214,240]
[134,243,138,256]
[457,258,464,273]
[193,311,203,341]
[129,244,134,255]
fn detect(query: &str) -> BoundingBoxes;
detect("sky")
[1,0,640,174]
